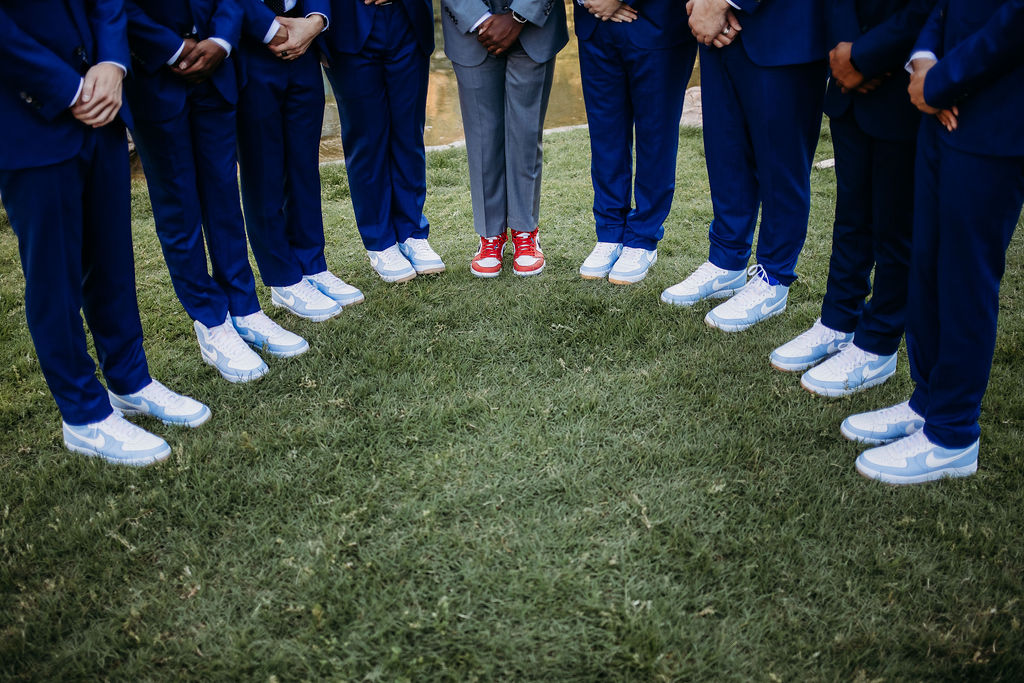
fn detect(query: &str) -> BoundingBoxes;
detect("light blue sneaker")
[194,316,269,383]
[800,343,896,397]
[769,319,854,372]
[608,246,657,284]
[232,311,309,358]
[109,379,211,428]
[306,270,364,306]
[579,242,623,279]
[271,279,342,321]
[855,430,979,485]
[841,400,924,444]
[368,244,417,282]
[63,413,171,466]
[398,238,446,275]
[661,261,746,307]
[705,265,788,332]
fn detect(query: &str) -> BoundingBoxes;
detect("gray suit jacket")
[441,0,568,67]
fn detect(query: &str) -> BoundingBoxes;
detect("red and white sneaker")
[471,232,508,278]
[511,228,544,276]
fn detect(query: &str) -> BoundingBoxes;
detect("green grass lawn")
[2,127,1023,680]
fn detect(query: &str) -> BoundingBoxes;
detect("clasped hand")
[70,62,123,128]
[584,0,638,23]
[477,13,523,56]
[268,16,323,60]
[173,38,228,82]
[685,0,741,49]
[908,58,958,133]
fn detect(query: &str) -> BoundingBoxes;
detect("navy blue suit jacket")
[574,0,690,49]
[0,0,130,170]
[915,0,1024,157]
[124,0,243,120]
[824,0,935,142]
[323,0,433,56]
[727,0,825,67]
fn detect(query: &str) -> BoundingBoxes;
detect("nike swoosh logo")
[759,299,786,316]
[861,362,892,381]
[924,449,969,468]
[277,292,296,307]
[711,278,738,292]
[74,431,106,449]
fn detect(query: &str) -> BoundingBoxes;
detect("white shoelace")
[727,265,774,307]
[590,243,620,259]
[617,247,648,266]
[137,380,192,411]
[209,321,254,355]
[862,401,918,425]
[789,320,841,352]
[96,413,146,440]
[377,246,410,268]
[289,278,326,304]
[309,271,347,290]
[235,312,283,338]
[684,261,728,286]
[827,343,878,373]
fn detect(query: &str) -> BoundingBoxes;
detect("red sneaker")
[471,232,507,278]
[511,228,545,276]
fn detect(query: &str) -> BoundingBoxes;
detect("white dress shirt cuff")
[307,12,329,31]
[167,40,187,66]
[905,50,938,74]
[210,37,233,57]
[69,79,85,108]
[263,19,281,44]
[471,12,492,32]
[725,0,740,9]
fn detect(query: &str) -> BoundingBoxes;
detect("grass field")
[2,126,1023,680]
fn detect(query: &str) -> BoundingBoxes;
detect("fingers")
[936,109,958,132]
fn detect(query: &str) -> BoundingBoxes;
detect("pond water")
[319,0,700,161]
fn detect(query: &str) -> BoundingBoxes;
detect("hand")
[710,9,741,48]
[364,0,392,5]
[936,106,958,133]
[268,24,289,48]
[687,0,731,46]
[270,16,324,60]
[908,58,939,114]
[70,62,124,127]
[609,4,637,22]
[176,38,228,82]
[852,76,884,94]
[476,13,523,56]
[584,0,635,22]
[829,41,865,91]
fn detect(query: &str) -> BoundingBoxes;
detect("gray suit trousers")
[452,43,556,237]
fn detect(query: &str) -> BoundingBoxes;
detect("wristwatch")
[511,10,528,23]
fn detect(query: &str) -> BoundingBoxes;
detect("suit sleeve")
[509,0,558,27]
[86,0,132,67]
[305,0,331,23]
[731,0,763,15]
[239,0,278,41]
[125,1,187,71]
[210,0,244,47]
[850,0,936,80]
[911,0,947,57]
[923,0,1024,109]
[443,0,491,33]
[0,7,84,120]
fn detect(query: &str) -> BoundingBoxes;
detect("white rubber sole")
[64,440,171,467]
[270,298,341,323]
[660,287,741,308]
[855,459,977,485]
[704,304,786,333]
[800,368,895,398]
[117,406,212,429]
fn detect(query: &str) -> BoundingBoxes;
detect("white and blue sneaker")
[800,343,896,397]
[579,242,622,280]
[855,430,979,485]
[109,379,211,428]
[770,319,854,372]
[63,413,171,466]
[272,279,342,322]
[399,238,445,275]
[841,400,923,444]
[194,316,269,383]
[660,261,746,307]
[306,270,364,306]
[232,311,309,358]
[368,244,417,282]
[608,246,657,285]
[705,265,788,332]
